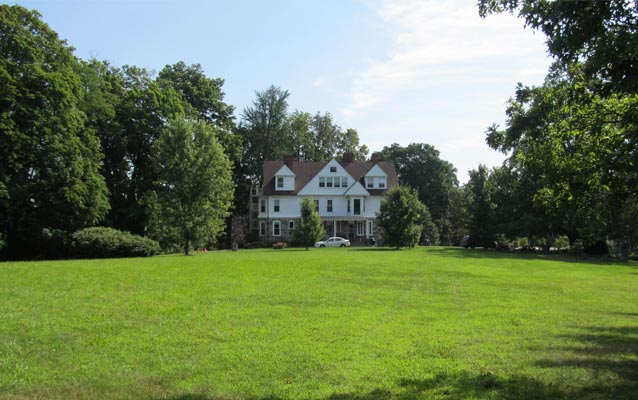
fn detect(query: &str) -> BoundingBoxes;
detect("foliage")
[478,0,638,260]
[239,86,369,183]
[465,165,497,248]
[240,85,291,182]
[71,227,159,258]
[145,118,234,255]
[479,0,638,95]
[379,143,458,244]
[0,5,110,258]
[293,198,325,249]
[377,186,430,249]
[1,248,637,399]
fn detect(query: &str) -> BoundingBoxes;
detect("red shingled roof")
[261,159,398,196]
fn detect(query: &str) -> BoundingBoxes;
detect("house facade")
[252,152,398,243]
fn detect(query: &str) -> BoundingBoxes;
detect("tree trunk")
[184,239,190,256]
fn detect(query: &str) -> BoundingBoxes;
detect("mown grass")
[0,247,636,399]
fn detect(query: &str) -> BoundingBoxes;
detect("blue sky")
[10,0,552,182]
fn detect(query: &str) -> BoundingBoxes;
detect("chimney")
[371,152,381,163]
[342,151,354,163]
[283,154,296,168]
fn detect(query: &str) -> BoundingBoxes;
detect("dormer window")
[366,177,374,188]
[379,180,386,189]
[276,177,284,188]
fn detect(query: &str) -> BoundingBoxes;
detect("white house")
[254,152,398,243]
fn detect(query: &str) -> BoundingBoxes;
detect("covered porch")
[321,218,375,244]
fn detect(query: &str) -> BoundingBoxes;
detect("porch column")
[333,219,336,237]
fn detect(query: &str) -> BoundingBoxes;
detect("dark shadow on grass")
[531,325,638,399]
[325,372,574,399]
[163,395,285,400]
[424,247,635,266]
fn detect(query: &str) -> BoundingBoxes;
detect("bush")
[272,241,287,250]
[71,227,160,259]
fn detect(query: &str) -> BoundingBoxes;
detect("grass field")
[0,247,636,399]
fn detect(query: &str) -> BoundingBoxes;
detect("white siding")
[259,195,384,219]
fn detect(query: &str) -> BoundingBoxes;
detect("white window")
[326,177,333,188]
[319,177,325,187]
[334,178,340,188]
[259,221,266,236]
[327,199,333,212]
[276,177,284,188]
[357,221,365,236]
[341,177,348,187]
[330,166,337,172]
[274,199,280,212]
[367,220,374,236]
[379,180,386,188]
[289,220,294,230]
[273,220,281,236]
[314,199,319,211]
[366,177,374,188]
[260,199,265,213]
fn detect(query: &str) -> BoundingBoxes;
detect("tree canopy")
[377,186,430,249]
[0,5,109,257]
[477,0,638,259]
[145,118,234,255]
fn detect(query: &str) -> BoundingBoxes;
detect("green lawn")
[0,247,636,399]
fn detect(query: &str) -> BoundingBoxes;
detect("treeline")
[0,5,380,259]
[467,0,638,260]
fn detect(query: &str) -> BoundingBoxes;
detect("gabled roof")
[261,159,398,196]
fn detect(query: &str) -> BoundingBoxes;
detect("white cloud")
[336,0,552,182]
[342,0,549,117]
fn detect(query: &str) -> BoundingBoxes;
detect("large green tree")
[240,85,291,183]
[465,165,497,248]
[146,118,234,255]
[479,0,638,259]
[379,143,458,244]
[293,199,325,250]
[377,186,430,249]
[0,5,109,256]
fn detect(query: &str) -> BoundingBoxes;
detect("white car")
[314,237,351,248]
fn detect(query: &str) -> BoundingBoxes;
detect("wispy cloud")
[341,0,548,117]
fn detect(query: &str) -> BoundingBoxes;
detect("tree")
[0,5,109,257]
[465,165,497,248]
[240,85,291,182]
[157,62,241,164]
[379,143,458,244]
[146,118,234,255]
[377,186,430,249]
[478,0,638,259]
[293,199,325,250]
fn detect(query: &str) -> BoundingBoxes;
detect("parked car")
[314,237,351,248]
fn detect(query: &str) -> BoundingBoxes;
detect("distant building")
[250,152,398,243]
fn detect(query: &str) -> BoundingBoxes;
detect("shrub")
[272,241,287,250]
[71,227,160,259]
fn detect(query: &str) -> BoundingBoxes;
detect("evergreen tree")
[293,199,325,250]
